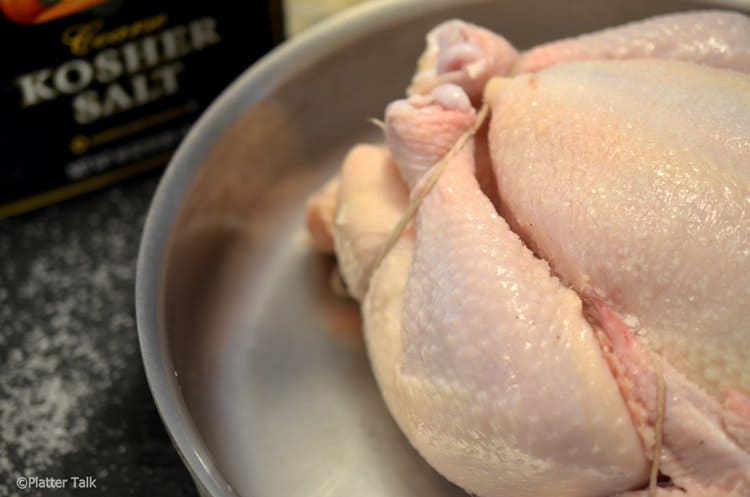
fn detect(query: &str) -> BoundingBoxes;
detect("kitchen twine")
[359,79,667,496]
[361,101,490,294]
[648,351,666,497]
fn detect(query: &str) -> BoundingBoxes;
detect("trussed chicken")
[306,10,750,497]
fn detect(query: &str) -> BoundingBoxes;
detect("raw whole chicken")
[305,10,750,497]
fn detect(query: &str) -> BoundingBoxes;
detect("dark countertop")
[0,173,198,497]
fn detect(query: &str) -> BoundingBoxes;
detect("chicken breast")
[485,59,750,496]
[487,59,750,403]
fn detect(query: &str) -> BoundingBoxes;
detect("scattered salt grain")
[0,182,149,496]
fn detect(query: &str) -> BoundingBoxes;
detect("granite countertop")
[0,2,374,495]
[0,174,198,497]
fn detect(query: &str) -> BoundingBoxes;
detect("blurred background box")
[285,0,371,35]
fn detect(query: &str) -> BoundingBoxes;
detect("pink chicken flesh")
[305,10,750,497]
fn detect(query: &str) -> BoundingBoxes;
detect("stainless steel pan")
[135,1,750,495]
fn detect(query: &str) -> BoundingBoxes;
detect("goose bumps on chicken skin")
[306,10,750,497]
